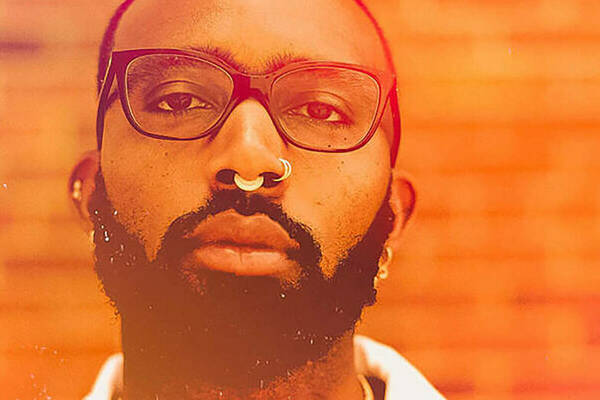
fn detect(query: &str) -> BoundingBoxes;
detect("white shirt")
[84,335,445,399]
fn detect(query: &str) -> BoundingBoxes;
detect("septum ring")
[233,158,292,192]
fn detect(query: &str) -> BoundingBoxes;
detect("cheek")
[286,135,390,277]
[100,107,391,267]
[100,110,212,259]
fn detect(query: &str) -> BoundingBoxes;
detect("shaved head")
[97,0,396,91]
[87,1,413,395]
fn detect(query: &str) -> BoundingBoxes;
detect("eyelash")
[286,102,352,126]
[146,93,212,114]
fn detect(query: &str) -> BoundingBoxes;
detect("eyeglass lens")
[125,54,381,150]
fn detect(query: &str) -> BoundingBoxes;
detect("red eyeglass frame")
[96,48,401,164]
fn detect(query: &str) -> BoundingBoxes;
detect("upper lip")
[184,209,298,251]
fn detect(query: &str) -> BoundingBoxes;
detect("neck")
[120,317,364,400]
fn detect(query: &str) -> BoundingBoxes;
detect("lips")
[182,210,301,278]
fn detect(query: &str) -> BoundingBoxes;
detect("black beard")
[89,170,394,395]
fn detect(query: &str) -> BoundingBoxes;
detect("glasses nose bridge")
[243,73,273,99]
[232,74,274,112]
[230,74,283,143]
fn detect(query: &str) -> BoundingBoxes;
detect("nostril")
[216,169,236,185]
[261,172,281,188]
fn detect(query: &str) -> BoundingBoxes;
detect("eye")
[290,102,346,123]
[155,93,212,112]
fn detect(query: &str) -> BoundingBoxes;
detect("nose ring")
[233,158,292,192]
[273,158,292,182]
[234,174,265,192]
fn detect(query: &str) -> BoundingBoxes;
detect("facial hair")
[89,170,394,393]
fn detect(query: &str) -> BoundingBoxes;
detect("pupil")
[307,102,332,119]
[166,93,192,110]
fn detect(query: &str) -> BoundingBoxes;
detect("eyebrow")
[187,44,312,74]
[104,45,313,108]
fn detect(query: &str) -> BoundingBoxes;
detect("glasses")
[97,48,401,158]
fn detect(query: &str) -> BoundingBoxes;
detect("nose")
[207,99,289,195]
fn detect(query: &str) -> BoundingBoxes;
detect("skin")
[71,0,415,398]
[104,0,393,275]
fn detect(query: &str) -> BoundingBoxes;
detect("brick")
[0,221,90,261]
[0,1,120,47]
[392,39,600,81]
[398,215,546,261]
[398,80,600,125]
[0,306,119,355]
[0,49,99,89]
[0,93,95,177]
[0,261,105,309]
[0,177,75,222]
[401,125,600,173]
[0,352,118,399]
[1,1,599,400]
[391,346,600,394]
[359,303,588,350]
[371,0,600,37]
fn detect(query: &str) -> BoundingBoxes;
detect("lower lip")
[186,244,300,277]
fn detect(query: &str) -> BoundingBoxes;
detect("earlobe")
[388,171,416,242]
[68,150,100,232]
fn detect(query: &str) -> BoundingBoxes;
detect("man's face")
[102,0,392,276]
[90,0,397,389]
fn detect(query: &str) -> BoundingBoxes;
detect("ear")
[68,150,100,232]
[388,171,416,244]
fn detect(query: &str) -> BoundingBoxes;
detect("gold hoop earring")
[71,179,83,201]
[375,246,392,285]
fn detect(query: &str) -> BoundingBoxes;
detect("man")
[70,0,445,398]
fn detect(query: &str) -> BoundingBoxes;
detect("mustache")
[156,189,322,269]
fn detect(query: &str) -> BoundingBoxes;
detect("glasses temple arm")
[389,80,401,167]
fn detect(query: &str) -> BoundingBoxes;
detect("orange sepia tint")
[1,0,599,399]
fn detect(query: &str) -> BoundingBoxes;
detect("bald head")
[97,0,396,91]
[81,5,416,390]
[95,0,401,164]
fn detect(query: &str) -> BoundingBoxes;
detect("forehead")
[114,0,388,72]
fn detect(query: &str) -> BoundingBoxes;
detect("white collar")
[84,335,445,400]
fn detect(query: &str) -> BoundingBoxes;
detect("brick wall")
[1,1,599,398]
